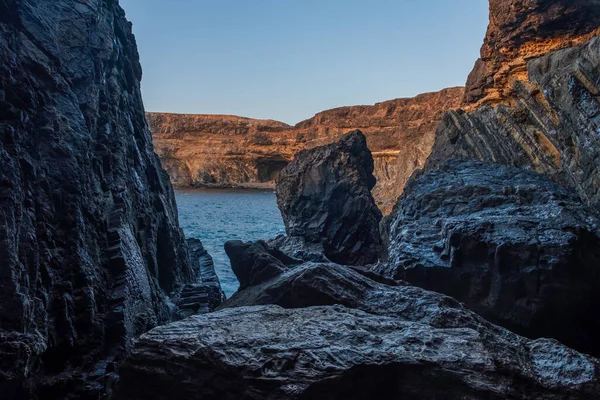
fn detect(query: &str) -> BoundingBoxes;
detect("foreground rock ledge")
[115,303,600,400]
[115,261,600,400]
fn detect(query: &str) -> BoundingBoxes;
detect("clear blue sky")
[120,0,489,124]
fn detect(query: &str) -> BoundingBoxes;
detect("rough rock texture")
[431,36,600,210]
[175,239,225,318]
[276,130,382,266]
[0,1,195,398]
[463,0,600,107]
[377,160,600,356]
[224,240,302,291]
[115,262,600,400]
[149,88,464,213]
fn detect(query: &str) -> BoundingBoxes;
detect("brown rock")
[148,87,464,214]
[464,0,600,107]
[429,35,600,210]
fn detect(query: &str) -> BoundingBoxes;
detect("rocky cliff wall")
[463,0,600,107]
[0,0,195,397]
[429,35,600,210]
[149,87,464,214]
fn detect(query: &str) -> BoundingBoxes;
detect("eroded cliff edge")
[429,24,600,210]
[148,87,464,213]
[0,0,196,397]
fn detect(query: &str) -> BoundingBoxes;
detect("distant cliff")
[149,87,464,213]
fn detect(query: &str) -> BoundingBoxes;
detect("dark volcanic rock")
[0,0,195,398]
[376,159,600,355]
[275,130,382,266]
[115,264,600,400]
[175,239,225,317]
[224,240,302,290]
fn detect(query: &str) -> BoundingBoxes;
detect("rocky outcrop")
[276,130,382,266]
[0,1,195,398]
[430,35,600,211]
[224,240,302,291]
[377,160,600,356]
[463,0,600,107]
[175,239,225,318]
[115,262,600,400]
[149,87,464,213]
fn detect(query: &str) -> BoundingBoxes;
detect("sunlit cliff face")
[463,0,600,108]
[148,87,465,214]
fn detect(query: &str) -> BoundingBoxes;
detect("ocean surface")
[175,189,286,297]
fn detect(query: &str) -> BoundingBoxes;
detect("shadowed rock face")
[148,87,464,213]
[114,263,600,400]
[377,160,600,356]
[0,0,195,397]
[431,36,600,211]
[464,0,600,107]
[276,130,382,266]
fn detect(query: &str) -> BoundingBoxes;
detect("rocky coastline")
[3,0,600,399]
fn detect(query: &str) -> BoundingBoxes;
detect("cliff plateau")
[149,87,464,213]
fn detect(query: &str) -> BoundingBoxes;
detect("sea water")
[175,189,286,297]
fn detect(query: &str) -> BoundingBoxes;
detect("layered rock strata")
[149,87,464,213]
[276,130,382,266]
[0,0,195,397]
[431,8,600,211]
[377,160,600,356]
[175,239,225,318]
[115,262,600,400]
[463,0,600,107]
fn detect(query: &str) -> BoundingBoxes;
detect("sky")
[120,0,489,125]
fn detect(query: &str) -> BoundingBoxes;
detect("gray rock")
[115,263,600,399]
[377,159,600,355]
[0,1,195,397]
[224,239,302,290]
[175,239,225,318]
[275,130,382,266]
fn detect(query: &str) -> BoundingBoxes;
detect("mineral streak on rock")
[276,130,383,266]
[0,0,195,397]
[148,87,464,213]
[463,0,600,107]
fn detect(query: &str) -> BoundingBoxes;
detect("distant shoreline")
[174,182,276,193]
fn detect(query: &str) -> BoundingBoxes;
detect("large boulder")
[0,1,195,397]
[114,263,600,400]
[376,159,600,355]
[275,130,382,265]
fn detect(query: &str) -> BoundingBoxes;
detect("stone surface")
[149,88,464,213]
[175,239,225,318]
[431,35,600,211]
[275,130,382,266]
[463,0,600,107]
[377,159,600,356]
[224,240,302,291]
[0,1,195,398]
[115,263,600,400]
